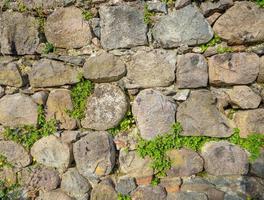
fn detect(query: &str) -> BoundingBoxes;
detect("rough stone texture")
[227,86,261,109]
[0,93,38,127]
[132,89,176,140]
[41,190,73,200]
[206,12,222,26]
[147,2,167,13]
[200,0,233,17]
[99,5,148,50]
[257,56,264,83]
[0,140,31,168]
[131,185,167,200]
[73,131,116,180]
[46,89,77,130]
[90,180,118,200]
[159,177,181,193]
[208,53,259,86]
[125,50,176,89]
[175,0,191,10]
[31,91,48,105]
[213,1,264,45]
[176,53,208,88]
[61,168,91,200]
[21,0,64,9]
[201,141,249,176]
[81,84,128,130]
[83,52,126,83]
[177,90,233,137]
[115,177,137,195]
[45,7,92,49]
[234,109,264,138]
[152,5,213,48]
[31,135,71,172]
[0,61,24,87]
[29,59,80,87]
[166,148,204,177]
[0,86,4,98]
[173,89,190,101]
[0,11,39,55]
[167,192,208,200]
[251,149,264,178]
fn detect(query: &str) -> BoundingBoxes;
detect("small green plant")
[200,35,222,53]
[162,0,176,6]
[18,1,28,13]
[216,45,233,54]
[227,108,238,120]
[144,5,155,25]
[82,10,93,21]
[34,7,46,33]
[151,176,160,186]
[117,193,132,200]
[67,77,93,121]
[255,0,264,7]
[0,155,13,169]
[0,180,20,200]
[2,0,11,10]
[43,42,55,54]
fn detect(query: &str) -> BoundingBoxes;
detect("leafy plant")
[18,1,27,13]
[227,108,238,119]
[0,155,13,169]
[2,0,10,10]
[151,176,160,186]
[0,180,21,200]
[200,35,222,53]
[82,10,93,21]
[255,0,264,7]
[118,193,132,200]
[43,42,55,54]
[144,5,155,25]
[216,45,233,54]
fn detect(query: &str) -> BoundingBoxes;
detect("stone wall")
[0,0,264,199]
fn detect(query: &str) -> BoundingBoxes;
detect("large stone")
[0,11,39,55]
[0,140,31,168]
[125,50,176,88]
[46,89,77,130]
[31,135,72,172]
[131,185,167,200]
[45,7,92,49]
[177,90,233,137]
[166,148,204,177]
[201,141,249,176]
[251,149,264,178]
[132,89,176,140]
[29,59,80,87]
[152,5,213,48]
[115,177,137,195]
[257,56,264,83]
[208,53,259,86]
[167,191,208,200]
[200,0,233,17]
[90,180,118,200]
[73,131,116,181]
[176,53,208,88]
[21,0,64,9]
[81,84,128,130]
[41,190,73,200]
[99,5,148,50]
[234,109,264,138]
[213,1,264,45]
[0,93,38,127]
[83,51,126,83]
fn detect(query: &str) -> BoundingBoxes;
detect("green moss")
[144,5,155,25]
[18,1,28,13]
[43,42,55,54]
[82,10,93,21]
[151,176,160,186]
[216,45,233,54]
[227,108,238,120]
[255,0,264,7]
[118,193,132,200]
[200,35,222,53]
[34,7,46,33]
[0,155,13,169]
[2,0,11,10]
[0,180,20,200]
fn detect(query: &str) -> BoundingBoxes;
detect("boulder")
[131,185,167,200]
[167,191,208,200]
[257,56,264,83]
[90,180,118,200]
[250,149,264,178]
[115,177,137,195]
[200,0,233,17]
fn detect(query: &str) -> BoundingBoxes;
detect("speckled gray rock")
[81,84,128,130]
[201,141,249,176]
[257,56,264,83]
[115,177,137,195]
[167,192,208,200]
[175,0,191,9]
[147,2,167,13]
[200,0,233,17]
[251,149,264,178]
[177,90,233,137]
[132,89,176,140]
[99,5,148,50]
[91,180,118,200]
[152,5,213,48]
[0,93,38,127]
[131,185,167,200]
[176,53,208,88]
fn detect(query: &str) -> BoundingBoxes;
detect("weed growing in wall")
[118,193,132,200]
[0,155,13,169]
[43,42,55,54]
[144,5,155,25]
[82,10,93,21]
[255,0,264,7]
[0,180,20,200]
[200,35,222,53]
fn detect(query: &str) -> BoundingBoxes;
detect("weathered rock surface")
[234,109,264,138]
[176,53,208,88]
[31,91,48,105]
[81,84,128,130]
[31,135,71,172]
[152,5,213,48]
[90,180,118,200]
[175,0,191,10]
[147,1,167,13]
[83,52,126,83]
[99,5,148,50]
[201,141,249,176]
[177,90,233,137]
[29,59,80,87]
[167,191,208,200]
[200,0,233,17]
[125,50,176,88]
[257,56,264,83]
[0,11,40,55]
[213,1,264,45]
[41,190,73,200]
[0,93,38,127]
[46,89,77,130]
[115,177,137,195]
[45,7,92,49]
[0,61,24,87]
[73,131,116,180]
[251,149,264,178]
[208,53,259,86]
[159,177,181,193]
[0,140,31,168]
[132,89,176,140]
[21,0,64,9]
[131,185,167,200]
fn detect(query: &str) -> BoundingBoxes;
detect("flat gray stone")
[115,177,137,195]
[200,0,233,17]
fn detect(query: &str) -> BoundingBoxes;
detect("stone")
[83,52,126,83]
[159,177,181,193]
[21,0,64,9]
[208,53,259,86]
[115,177,137,195]
[213,1,264,45]
[125,50,176,88]
[41,190,73,200]
[31,91,48,105]
[175,0,191,10]
[0,93,38,127]
[61,130,83,144]
[0,11,40,55]
[147,2,167,13]
[99,5,148,50]
[0,140,31,168]
[29,59,80,87]
[131,185,167,200]
[0,61,24,87]
[201,141,249,176]
[73,131,116,181]
[90,18,100,38]
[206,12,222,26]
[166,148,204,177]
[132,89,176,140]
[227,86,261,109]
[0,86,4,98]
[250,149,264,178]
[61,168,92,200]
[152,5,213,48]
[167,191,208,200]
[173,89,190,101]
[119,149,153,178]
[248,43,264,56]
[177,90,233,137]
[46,89,77,130]
[45,7,92,49]
[176,53,208,88]
[31,135,71,172]
[234,109,264,138]
[81,84,128,130]
[257,56,264,83]
[91,180,118,200]
[200,0,233,17]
